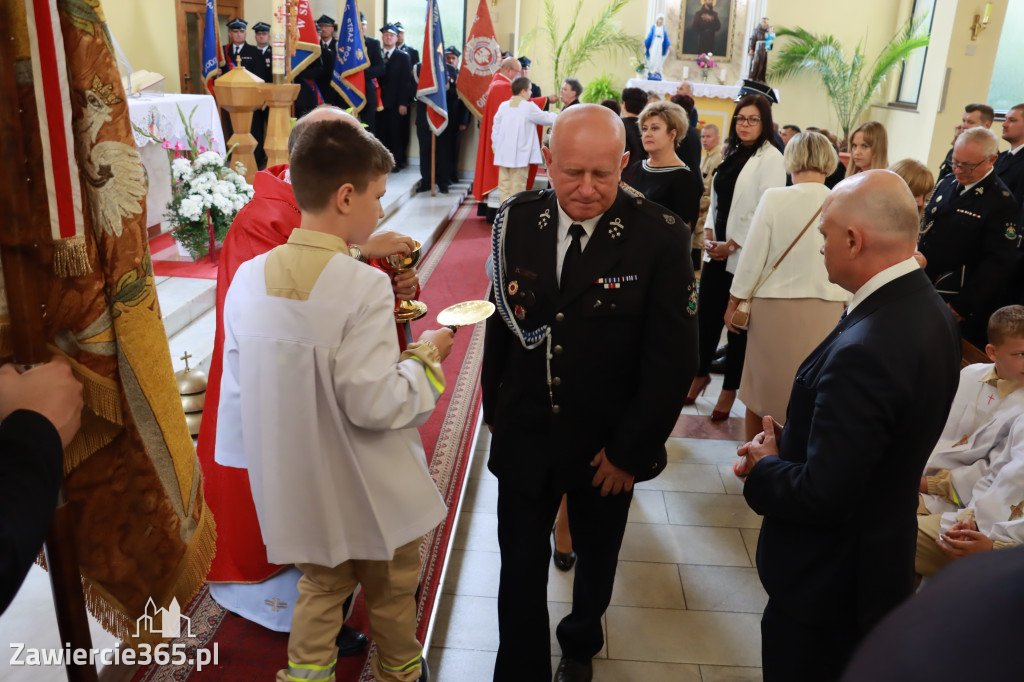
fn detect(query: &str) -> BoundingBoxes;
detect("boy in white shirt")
[491,76,558,203]
[216,119,453,682]
[916,305,1024,576]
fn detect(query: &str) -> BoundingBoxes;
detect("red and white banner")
[24,0,87,264]
[457,0,502,120]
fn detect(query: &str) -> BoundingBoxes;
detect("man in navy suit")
[740,169,962,682]
[377,23,414,169]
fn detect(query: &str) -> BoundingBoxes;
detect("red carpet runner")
[132,203,493,681]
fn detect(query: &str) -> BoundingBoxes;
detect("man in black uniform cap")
[444,47,471,184]
[377,23,414,169]
[316,15,339,106]
[919,126,1020,348]
[518,56,543,100]
[358,12,385,135]
[393,21,418,170]
[482,103,697,682]
[249,22,272,169]
[222,18,261,72]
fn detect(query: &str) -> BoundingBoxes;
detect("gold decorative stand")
[214,65,265,185]
[256,83,300,167]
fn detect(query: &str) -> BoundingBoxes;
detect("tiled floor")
[428,375,766,681]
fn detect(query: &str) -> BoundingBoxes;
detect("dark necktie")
[560,223,585,290]
[839,308,847,321]
[384,51,390,64]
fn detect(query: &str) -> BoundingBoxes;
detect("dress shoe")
[413,181,429,193]
[552,528,576,571]
[438,186,449,194]
[335,623,368,657]
[554,656,592,682]
[711,390,737,422]
[709,355,726,374]
[685,375,711,405]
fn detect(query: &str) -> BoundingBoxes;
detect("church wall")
[103,0,182,93]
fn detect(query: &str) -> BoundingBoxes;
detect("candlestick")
[683,66,690,79]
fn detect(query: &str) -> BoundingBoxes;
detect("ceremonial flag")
[8,0,216,645]
[331,0,369,113]
[458,0,502,119]
[201,0,220,94]
[290,0,321,77]
[416,0,448,135]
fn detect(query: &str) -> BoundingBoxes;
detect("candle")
[720,67,727,82]
[271,0,286,76]
[983,2,992,23]
[683,66,690,79]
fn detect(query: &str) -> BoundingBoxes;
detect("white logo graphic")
[133,597,194,639]
[465,36,501,76]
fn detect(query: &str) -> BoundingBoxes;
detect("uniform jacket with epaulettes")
[481,187,699,496]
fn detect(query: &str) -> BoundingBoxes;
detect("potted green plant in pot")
[581,73,621,104]
[767,15,930,151]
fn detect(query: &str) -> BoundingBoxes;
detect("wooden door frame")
[175,0,245,94]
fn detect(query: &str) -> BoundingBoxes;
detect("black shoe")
[552,528,576,571]
[438,186,449,194]
[713,344,727,361]
[335,624,368,657]
[414,181,429,193]
[554,656,592,682]
[709,355,726,374]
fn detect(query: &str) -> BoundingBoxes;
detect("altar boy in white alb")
[215,119,453,682]
[491,76,558,203]
[916,305,1024,576]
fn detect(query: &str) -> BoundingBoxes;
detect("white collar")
[961,167,993,193]
[847,257,920,314]
[1010,142,1024,155]
[555,202,603,248]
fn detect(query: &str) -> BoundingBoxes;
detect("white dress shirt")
[846,256,920,314]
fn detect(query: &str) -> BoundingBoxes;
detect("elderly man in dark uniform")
[741,169,962,682]
[358,12,385,135]
[222,17,261,71]
[919,126,1020,348]
[482,104,698,682]
[250,21,272,169]
[378,23,414,170]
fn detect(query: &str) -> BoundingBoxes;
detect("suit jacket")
[744,268,961,634]
[994,148,1024,203]
[363,37,385,109]
[400,44,419,65]
[380,48,414,109]
[482,188,698,495]
[250,45,272,83]
[919,171,1020,331]
[222,42,262,72]
[444,64,470,129]
[317,38,338,103]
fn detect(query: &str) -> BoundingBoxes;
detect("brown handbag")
[730,203,825,330]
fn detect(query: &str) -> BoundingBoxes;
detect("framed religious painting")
[678,0,736,59]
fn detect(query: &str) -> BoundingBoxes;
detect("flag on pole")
[457,0,502,119]
[331,0,369,113]
[201,0,220,94]
[290,0,321,77]
[416,0,448,135]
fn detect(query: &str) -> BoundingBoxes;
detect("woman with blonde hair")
[724,132,850,460]
[889,158,935,217]
[846,120,888,177]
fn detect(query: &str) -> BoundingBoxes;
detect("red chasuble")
[472,73,549,202]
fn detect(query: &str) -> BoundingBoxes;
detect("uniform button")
[552,377,562,386]
[552,405,561,414]
[553,345,563,355]
[610,303,617,310]
[555,312,565,322]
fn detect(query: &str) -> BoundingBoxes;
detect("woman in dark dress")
[628,101,703,269]
[686,94,786,420]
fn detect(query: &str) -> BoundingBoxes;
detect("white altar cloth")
[625,78,780,102]
[128,93,225,228]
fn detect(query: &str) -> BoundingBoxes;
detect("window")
[988,0,1024,113]
[894,0,935,106]
[383,0,466,61]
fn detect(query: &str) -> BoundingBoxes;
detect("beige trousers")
[916,508,954,578]
[497,166,530,204]
[276,538,425,682]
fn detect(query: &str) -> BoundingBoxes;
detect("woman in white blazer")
[491,77,558,203]
[686,94,786,420]
[723,132,850,451]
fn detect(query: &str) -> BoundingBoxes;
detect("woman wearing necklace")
[686,94,786,421]
[628,101,704,269]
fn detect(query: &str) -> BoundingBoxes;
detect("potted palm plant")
[520,0,643,98]
[768,16,930,150]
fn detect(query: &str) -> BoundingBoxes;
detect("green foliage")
[520,0,643,94]
[581,73,620,104]
[768,15,930,147]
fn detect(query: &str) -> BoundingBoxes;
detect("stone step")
[168,306,217,375]
[154,275,217,339]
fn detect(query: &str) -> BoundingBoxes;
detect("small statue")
[748,17,770,83]
[644,14,670,78]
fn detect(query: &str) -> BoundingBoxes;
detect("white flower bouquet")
[134,106,253,260]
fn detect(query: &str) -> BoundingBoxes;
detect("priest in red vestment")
[472,57,551,207]
[196,109,419,639]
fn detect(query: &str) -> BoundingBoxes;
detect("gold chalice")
[382,239,428,322]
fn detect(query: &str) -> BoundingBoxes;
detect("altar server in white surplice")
[916,305,1024,578]
[216,119,453,682]
[491,76,558,203]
